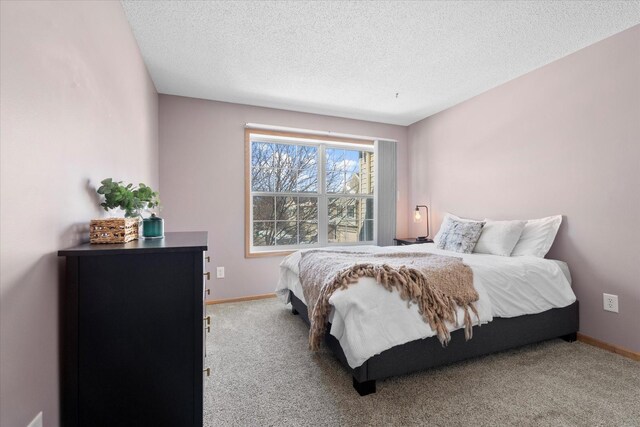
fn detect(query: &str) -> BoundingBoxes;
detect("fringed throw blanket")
[299,250,479,351]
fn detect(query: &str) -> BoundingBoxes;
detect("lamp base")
[416,236,434,243]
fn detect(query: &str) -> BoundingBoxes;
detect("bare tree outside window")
[250,137,374,250]
[252,142,319,246]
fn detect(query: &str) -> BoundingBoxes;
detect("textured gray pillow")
[436,217,485,253]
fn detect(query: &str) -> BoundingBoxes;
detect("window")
[246,130,375,256]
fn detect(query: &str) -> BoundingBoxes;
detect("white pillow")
[434,213,483,246]
[473,220,527,256]
[510,215,563,258]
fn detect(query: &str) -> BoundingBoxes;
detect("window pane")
[362,219,374,241]
[326,148,344,171]
[328,197,354,243]
[328,197,344,223]
[352,198,374,223]
[360,151,374,195]
[325,148,373,195]
[342,150,360,172]
[253,196,275,221]
[328,197,357,221]
[275,196,297,221]
[272,143,296,169]
[328,221,359,243]
[328,197,374,243]
[298,197,318,221]
[296,145,317,169]
[273,168,297,193]
[327,222,337,242]
[358,199,374,241]
[251,168,275,192]
[326,171,346,193]
[345,171,360,194]
[299,221,318,244]
[297,167,317,193]
[327,148,359,171]
[364,198,374,220]
[342,222,359,242]
[253,222,275,246]
[275,221,297,245]
[251,142,275,168]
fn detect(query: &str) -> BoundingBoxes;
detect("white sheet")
[276,244,576,368]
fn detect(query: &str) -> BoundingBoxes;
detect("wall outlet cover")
[27,412,43,427]
[603,293,619,313]
[216,266,225,279]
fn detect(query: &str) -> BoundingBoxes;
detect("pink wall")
[408,25,640,352]
[158,95,408,300]
[2,6,635,426]
[0,2,158,426]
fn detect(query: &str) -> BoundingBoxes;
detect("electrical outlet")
[27,412,43,427]
[603,293,619,313]
[216,267,225,279]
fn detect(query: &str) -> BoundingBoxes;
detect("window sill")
[245,241,377,258]
[245,249,296,259]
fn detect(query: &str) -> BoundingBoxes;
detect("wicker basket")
[90,218,139,244]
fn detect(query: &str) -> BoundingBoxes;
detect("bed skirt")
[289,290,579,395]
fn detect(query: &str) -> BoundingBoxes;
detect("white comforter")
[276,243,576,369]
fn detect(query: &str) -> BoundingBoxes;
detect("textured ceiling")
[121,1,640,126]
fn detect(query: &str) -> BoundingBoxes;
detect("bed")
[276,243,579,395]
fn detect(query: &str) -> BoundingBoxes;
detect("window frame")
[245,129,376,258]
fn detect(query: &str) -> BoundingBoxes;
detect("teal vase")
[142,214,164,239]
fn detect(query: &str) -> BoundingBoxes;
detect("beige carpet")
[204,298,640,426]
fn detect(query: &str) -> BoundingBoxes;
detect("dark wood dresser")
[58,231,209,427]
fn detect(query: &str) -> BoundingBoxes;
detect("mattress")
[276,243,576,368]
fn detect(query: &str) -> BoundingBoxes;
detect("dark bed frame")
[289,290,579,396]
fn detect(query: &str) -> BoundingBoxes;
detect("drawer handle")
[205,256,210,263]
[204,272,210,280]
[204,315,211,325]
[203,367,211,377]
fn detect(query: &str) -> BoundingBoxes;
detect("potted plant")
[90,178,161,244]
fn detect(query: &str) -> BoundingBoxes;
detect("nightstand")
[394,237,434,246]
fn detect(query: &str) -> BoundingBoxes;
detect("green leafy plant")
[96,178,160,218]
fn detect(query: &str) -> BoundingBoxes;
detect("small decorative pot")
[142,214,164,239]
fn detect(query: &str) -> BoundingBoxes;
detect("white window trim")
[246,131,376,256]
